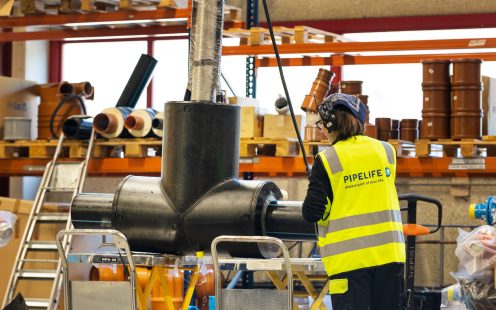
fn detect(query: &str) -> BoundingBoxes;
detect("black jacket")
[302,155,333,223]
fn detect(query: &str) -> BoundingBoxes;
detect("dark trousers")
[329,263,404,310]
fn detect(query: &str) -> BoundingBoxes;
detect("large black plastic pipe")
[71,101,316,257]
[62,117,93,139]
[265,201,316,241]
[162,101,239,212]
[71,193,114,229]
[116,54,157,108]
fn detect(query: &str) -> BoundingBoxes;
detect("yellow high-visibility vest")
[317,135,405,277]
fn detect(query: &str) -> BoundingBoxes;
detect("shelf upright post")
[331,61,342,85]
[245,0,258,98]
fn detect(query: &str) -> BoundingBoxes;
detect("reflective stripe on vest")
[323,142,395,172]
[320,230,404,256]
[328,209,401,233]
[380,141,395,164]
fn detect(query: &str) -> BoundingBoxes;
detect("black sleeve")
[302,155,333,223]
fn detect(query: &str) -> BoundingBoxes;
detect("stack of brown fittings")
[339,80,375,138]
[301,68,334,112]
[340,81,363,95]
[303,69,334,142]
[451,59,483,139]
[399,119,419,142]
[37,81,94,139]
[327,83,340,96]
[375,118,392,141]
[418,120,423,139]
[421,59,451,139]
[390,119,399,139]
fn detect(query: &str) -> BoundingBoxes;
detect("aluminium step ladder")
[2,130,96,310]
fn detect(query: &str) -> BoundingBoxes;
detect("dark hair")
[332,107,364,143]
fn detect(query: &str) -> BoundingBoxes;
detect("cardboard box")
[482,76,496,136]
[0,76,39,140]
[263,114,304,139]
[0,197,64,302]
[228,97,265,138]
[228,96,260,107]
[241,106,265,138]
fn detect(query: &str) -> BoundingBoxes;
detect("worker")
[303,93,405,310]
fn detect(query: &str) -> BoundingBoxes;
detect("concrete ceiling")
[227,0,496,21]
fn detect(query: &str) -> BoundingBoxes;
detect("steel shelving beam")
[2,157,496,177]
[223,37,496,55]
[0,8,190,28]
[255,52,496,67]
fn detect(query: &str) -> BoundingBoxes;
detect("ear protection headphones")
[317,101,338,132]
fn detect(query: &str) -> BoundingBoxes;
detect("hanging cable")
[49,94,87,139]
[261,0,310,176]
[221,72,237,97]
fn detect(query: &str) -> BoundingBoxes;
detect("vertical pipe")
[48,40,62,83]
[185,0,198,100]
[116,54,157,108]
[146,39,154,108]
[190,0,224,102]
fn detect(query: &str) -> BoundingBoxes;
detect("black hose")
[49,94,87,139]
[221,72,236,96]
[261,0,311,176]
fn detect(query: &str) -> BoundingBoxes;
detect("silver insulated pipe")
[190,0,224,102]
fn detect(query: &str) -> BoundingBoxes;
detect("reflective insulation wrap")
[62,116,93,139]
[191,0,224,102]
[93,107,133,139]
[185,0,199,99]
[71,193,114,229]
[162,101,239,212]
[265,201,316,241]
[151,111,165,138]
[116,54,158,108]
[124,108,157,138]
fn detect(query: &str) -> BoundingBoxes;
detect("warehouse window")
[152,38,247,109]
[256,66,328,115]
[152,39,189,107]
[343,28,496,122]
[62,41,148,116]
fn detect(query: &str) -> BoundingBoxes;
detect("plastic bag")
[0,211,17,247]
[440,283,468,309]
[455,226,496,276]
[459,275,496,310]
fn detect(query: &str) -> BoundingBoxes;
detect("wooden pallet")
[0,139,86,159]
[302,140,331,156]
[0,138,163,159]
[93,138,161,158]
[224,4,241,22]
[224,25,351,46]
[18,0,168,15]
[240,137,300,157]
[415,138,496,158]
[388,140,416,158]
[1,0,14,16]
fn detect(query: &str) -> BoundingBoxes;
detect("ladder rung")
[24,298,50,308]
[42,187,76,193]
[36,213,69,223]
[20,258,59,264]
[25,241,58,251]
[17,269,57,279]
